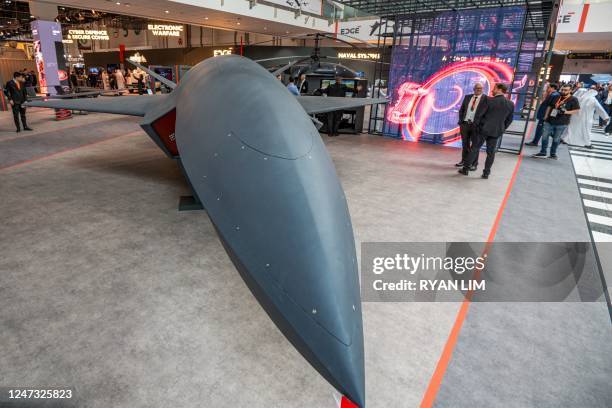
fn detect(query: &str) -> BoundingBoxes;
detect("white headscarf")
[584,88,598,99]
[573,88,587,100]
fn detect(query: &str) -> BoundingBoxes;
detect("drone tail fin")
[138,92,181,159]
[141,108,178,158]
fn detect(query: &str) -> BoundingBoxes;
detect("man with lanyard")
[459,83,514,179]
[525,83,559,146]
[455,82,488,170]
[532,84,580,159]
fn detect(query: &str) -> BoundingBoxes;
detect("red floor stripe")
[0,131,141,172]
[420,139,527,407]
[0,116,127,143]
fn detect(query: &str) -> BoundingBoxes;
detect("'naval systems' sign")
[148,24,184,37]
[337,52,380,60]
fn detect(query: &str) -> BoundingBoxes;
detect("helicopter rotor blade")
[254,55,311,63]
[270,57,315,76]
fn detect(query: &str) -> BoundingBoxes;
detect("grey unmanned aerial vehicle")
[27,55,387,407]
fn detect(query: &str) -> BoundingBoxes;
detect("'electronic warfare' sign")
[148,24,183,37]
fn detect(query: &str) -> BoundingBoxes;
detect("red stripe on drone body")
[341,395,360,408]
[151,108,178,157]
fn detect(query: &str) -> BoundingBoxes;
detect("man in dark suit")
[5,72,32,132]
[456,82,488,170]
[459,83,514,179]
[322,76,349,136]
[297,73,309,94]
[29,70,38,92]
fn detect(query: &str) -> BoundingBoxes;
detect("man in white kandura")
[565,88,609,149]
[115,69,126,91]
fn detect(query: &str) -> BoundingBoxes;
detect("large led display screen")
[31,20,69,95]
[384,6,532,145]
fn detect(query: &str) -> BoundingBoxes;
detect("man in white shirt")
[456,82,488,170]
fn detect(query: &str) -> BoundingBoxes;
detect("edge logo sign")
[340,27,360,35]
[557,11,575,24]
[556,4,592,33]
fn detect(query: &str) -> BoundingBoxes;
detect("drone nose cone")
[174,55,365,403]
[196,138,366,405]
[332,338,366,408]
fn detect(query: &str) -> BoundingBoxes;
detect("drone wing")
[26,95,164,117]
[296,95,387,115]
[27,93,179,159]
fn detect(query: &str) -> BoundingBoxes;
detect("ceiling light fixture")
[164,10,169,13]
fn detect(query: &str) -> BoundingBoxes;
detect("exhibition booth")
[76,43,385,133]
[2,0,612,407]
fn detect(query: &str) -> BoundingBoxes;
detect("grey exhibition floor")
[0,108,610,407]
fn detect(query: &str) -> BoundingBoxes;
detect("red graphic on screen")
[386,60,524,145]
[33,40,48,94]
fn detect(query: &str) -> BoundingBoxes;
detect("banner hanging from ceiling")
[267,0,322,15]
[556,3,612,34]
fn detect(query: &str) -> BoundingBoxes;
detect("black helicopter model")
[254,32,382,82]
